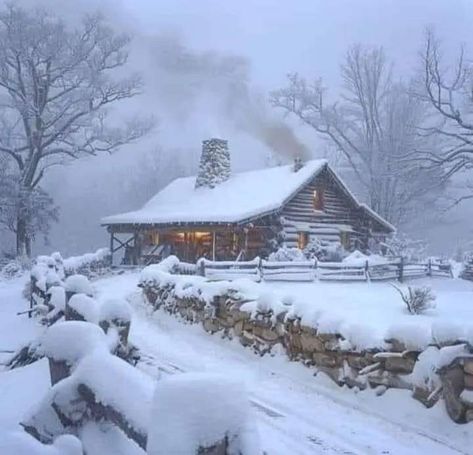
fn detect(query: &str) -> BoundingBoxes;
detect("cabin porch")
[108,224,270,265]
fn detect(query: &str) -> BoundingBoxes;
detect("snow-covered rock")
[411,344,471,391]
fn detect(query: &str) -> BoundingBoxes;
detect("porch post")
[212,231,216,261]
[109,229,114,266]
[133,231,139,265]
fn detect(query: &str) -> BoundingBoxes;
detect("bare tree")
[0,5,153,256]
[416,29,473,207]
[271,45,444,226]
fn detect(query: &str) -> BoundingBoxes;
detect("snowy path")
[95,273,472,455]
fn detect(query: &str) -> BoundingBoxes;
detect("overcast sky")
[122,0,473,89]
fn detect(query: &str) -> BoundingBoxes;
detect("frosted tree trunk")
[16,216,31,258]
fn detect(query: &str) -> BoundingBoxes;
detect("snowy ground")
[1,273,472,454]
[258,277,473,349]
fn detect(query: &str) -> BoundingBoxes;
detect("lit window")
[298,232,309,249]
[313,189,324,210]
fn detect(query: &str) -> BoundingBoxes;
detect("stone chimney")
[293,156,304,172]
[195,138,231,189]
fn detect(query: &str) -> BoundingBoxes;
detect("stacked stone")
[463,359,473,421]
[438,356,473,423]
[195,138,231,189]
[460,257,473,281]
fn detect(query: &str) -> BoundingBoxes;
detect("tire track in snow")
[249,364,468,455]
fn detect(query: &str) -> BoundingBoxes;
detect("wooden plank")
[77,383,147,450]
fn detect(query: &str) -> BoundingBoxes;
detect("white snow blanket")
[0,433,82,455]
[147,373,260,455]
[39,321,109,364]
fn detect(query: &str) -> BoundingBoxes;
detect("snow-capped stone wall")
[139,268,473,424]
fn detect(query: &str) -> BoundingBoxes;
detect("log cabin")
[101,139,394,265]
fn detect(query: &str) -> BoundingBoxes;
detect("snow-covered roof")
[101,159,394,232]
[102,160,328,225]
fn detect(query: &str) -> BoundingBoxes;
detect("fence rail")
[261,260,316,282]
[190,257,453,283]
[199,258,261,281]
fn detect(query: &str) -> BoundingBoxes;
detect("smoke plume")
[141,31,310,160]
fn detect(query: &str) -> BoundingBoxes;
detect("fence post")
[398,256,404,283]
[314,258,318,281]
[365,260,369,282]
[427,258,432,277]
[198,259,206,277]
[29,277,35,319]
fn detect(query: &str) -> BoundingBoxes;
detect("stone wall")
[140,277,473,424]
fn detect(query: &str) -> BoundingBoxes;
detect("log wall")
[281,169,371,250]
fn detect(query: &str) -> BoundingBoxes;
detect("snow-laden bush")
[268,246,305,262]
[1,254,33,279]
[303,238,347,262]
[392,285,436,315]
[1,260,24,279]
[343,250,388,266]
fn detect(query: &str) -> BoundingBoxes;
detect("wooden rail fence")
[192,257,453,283]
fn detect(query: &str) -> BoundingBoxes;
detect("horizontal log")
[77,383,147,450]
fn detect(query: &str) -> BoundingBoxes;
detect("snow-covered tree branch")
[0,5,153,256]
[270,46,445,227]
[413,29,473,206]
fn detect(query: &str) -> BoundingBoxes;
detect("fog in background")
[6,0,473,256]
